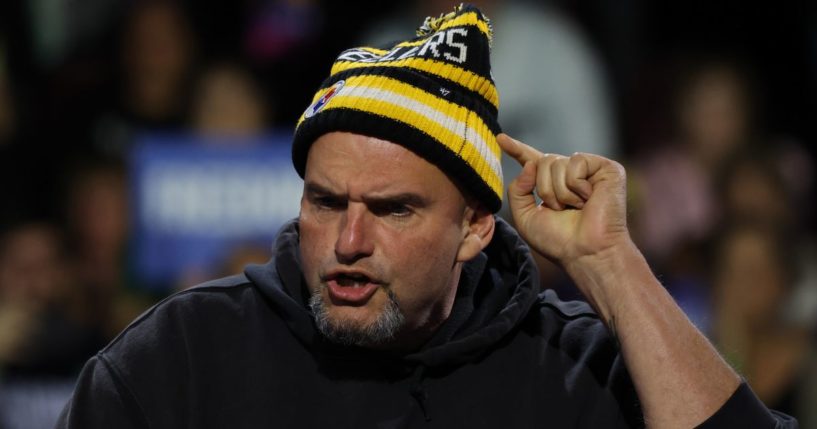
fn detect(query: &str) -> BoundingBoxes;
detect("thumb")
[507,160,537,221]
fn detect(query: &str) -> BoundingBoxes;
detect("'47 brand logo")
[339,28,469,64]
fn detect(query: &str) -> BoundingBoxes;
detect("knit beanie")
[291,4,502,212]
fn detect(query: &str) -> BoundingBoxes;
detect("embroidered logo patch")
[304,80,345,118]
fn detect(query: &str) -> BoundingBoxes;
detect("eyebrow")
[304,182,337,198]
[304,182,429,208]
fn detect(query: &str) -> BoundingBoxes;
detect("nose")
[335,203,374,263]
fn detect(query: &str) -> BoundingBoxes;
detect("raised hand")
[497,133,630,270]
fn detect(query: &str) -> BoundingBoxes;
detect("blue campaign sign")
[130,133,302,291]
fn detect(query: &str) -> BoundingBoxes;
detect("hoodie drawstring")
[409,365,431,422]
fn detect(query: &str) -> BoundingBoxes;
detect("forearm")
[566,239,741,428]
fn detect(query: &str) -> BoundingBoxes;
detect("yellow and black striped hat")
[292,4,502,212]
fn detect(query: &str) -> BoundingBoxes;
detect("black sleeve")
[55,354,149,429]
[695,382,798,429]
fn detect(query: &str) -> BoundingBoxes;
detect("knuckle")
[611,160,626,177]
[537,188,555,201]
[541,153,565,163]
[568,153,586,164]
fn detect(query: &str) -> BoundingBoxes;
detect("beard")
[309,287,405,347]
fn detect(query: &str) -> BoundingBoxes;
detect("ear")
[456,206,495,262]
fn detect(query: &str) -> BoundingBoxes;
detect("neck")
[374,262,464,353]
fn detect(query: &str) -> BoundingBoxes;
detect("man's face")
[299,132,472,349]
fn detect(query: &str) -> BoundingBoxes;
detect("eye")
[388,204,411,217]
[372,202,412,218]
[313,195,346,211]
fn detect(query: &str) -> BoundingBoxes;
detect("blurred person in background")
[119,0,194,127]
[710,223,816,423]
[716,151,789,226]
[630,56,817,336]
[627,58,761,330]
[172,60,276,289]
[0,221,104,376]
[716,148,814,231]
[630,58,756,265]
[189,61,272,137]
[0,221,107,429]
[711,149,817,426]
[62,157,153,340]
[93,0,197,157]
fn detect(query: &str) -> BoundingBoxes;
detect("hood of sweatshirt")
[244,216,539,370]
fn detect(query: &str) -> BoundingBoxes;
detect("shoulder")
[115,273,255,330]
[100,273,262,360]
[525,289,642,425]
[62,274,273,427]
[533,288,606,337]
[528,289,627,383]
[190,273,252,290]
[91,272,288,401]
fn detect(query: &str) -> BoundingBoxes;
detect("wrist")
[563,237,649,320]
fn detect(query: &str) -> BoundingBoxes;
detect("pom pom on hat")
[416,3,493,47]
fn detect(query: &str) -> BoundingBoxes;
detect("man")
[58,5,796,428]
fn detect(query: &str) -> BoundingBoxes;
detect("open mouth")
[324,271,380,304]
[335,272,373,287]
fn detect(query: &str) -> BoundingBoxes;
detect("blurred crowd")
[1,0,816,427]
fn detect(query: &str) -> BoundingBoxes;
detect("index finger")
[497,133,546,166]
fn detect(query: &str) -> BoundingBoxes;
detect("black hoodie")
[57,218,796,428]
